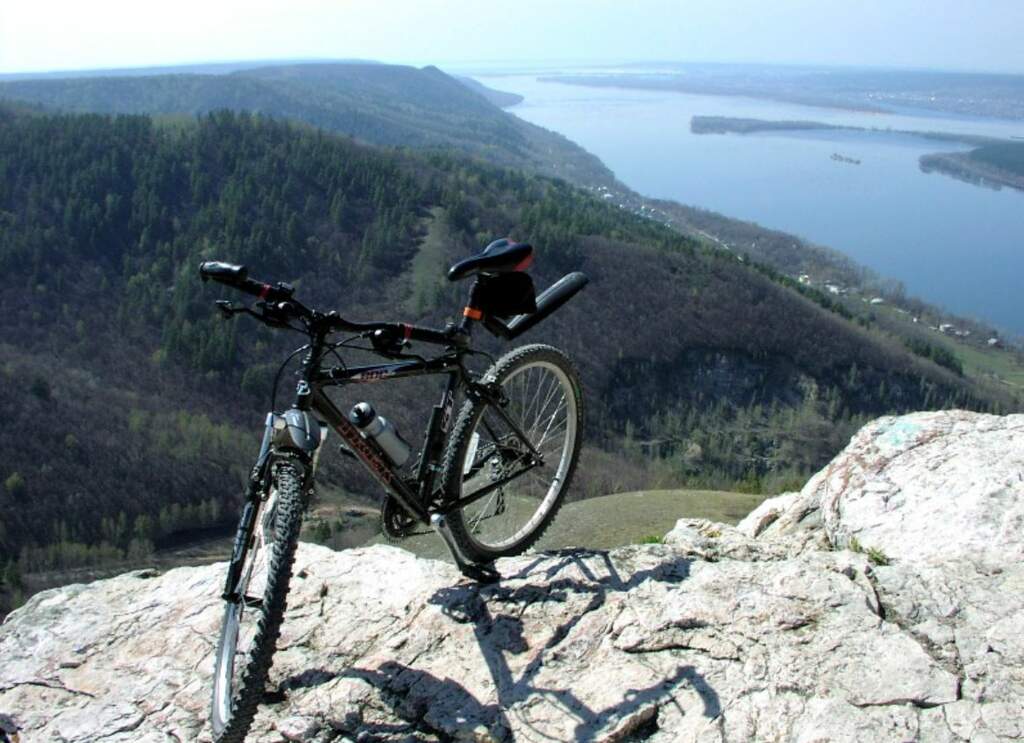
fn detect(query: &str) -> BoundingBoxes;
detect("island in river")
[689,115,1002,145]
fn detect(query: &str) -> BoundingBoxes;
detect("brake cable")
[270,344,311,413]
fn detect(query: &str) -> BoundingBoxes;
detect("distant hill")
[0,58,378,81]
[541,66,1024,120]
[0,62,611,186]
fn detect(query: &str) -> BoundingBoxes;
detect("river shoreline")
[537,69,1024,121]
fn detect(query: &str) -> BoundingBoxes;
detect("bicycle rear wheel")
[441,344,583,562]
[211,461,305,742]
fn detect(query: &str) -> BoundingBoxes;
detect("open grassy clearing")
[866,301,1024,391]
[15,488,765,604]
[404,206,452,315]
[953,342,1024,389]
[364,488,767,561]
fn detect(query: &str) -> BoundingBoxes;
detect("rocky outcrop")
[2,410,1023,741]
[742,410,1024,563]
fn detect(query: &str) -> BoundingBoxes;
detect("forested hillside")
[0,109,1015,616]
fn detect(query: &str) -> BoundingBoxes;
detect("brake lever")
[215,299,284,327]
[215,300,254,320]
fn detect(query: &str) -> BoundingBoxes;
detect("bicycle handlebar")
[199,261,298,305]
[199,261,461,347]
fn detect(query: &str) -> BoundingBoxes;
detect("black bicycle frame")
[229,351,467,601]
[202,261,587,542]
[248,310,538,531]
[223,338,532,600]
[309,353,464,526]
[210,263,587,592]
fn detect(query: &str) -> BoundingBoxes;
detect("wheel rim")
[457,360,577,551]
[211,488,280,731]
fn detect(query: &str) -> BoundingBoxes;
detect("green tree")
[4,472,26,498]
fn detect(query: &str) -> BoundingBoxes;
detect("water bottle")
[348,402,411,466]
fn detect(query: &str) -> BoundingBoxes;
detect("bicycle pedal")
[460,562,502,584]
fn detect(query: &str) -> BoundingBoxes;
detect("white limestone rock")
[2,411,1023,741]
[752,410,1024,565]
[0,540,975,742]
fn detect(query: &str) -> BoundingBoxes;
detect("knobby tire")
[441,343,583,562]
[211,461,305,742]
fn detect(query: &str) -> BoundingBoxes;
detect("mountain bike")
[199,239,588,742]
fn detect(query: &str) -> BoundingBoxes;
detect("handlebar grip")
[199,261,248,283]
[199,261,295,304]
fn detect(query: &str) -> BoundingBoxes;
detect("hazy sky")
[3,0,1023,75]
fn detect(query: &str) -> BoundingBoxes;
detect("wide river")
[471,73,1024,335]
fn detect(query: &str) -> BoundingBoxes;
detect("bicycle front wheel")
[441,344,583,562]
[211,461,305,742]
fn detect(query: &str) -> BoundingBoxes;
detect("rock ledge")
[2,410,1022,741]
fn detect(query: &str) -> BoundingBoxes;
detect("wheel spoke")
[535,402,567,450]
[530,375,562,437]
[453,352,579,555]
[469,490,501,531]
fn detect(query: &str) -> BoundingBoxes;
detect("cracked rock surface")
[742,410,1024,565]
[2,410,1023,741]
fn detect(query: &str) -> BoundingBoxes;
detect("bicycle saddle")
[447,239,533,281]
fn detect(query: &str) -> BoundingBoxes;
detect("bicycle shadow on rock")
[336,548,721,741]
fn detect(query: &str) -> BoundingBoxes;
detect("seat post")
[459,277,485,332]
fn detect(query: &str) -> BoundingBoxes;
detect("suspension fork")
[222,414,277,601]
[221,409,320,602]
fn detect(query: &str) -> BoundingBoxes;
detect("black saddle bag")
[475,272,537,317]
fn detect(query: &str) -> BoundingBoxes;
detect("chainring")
[380,494,420,540]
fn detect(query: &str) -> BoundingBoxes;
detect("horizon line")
[3,56,1024,80]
